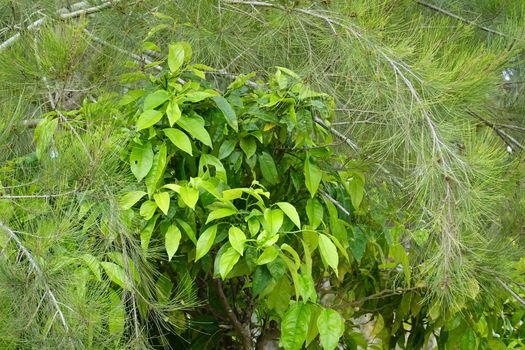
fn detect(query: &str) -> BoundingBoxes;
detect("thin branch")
[314,116,359,151]
[467,110,524,151]
[0,189,77,200]
[497,277,525,308]
[332,286,425,309]
[0,221,69,332]
[319,189,350,216]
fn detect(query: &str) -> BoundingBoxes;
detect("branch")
[467,110,524,151]
[314,116,359,151]
[319,189,350,216]
[0,190,77,200]
[497,277,525,308]
[331,286,425,310]
[0,221,69,332]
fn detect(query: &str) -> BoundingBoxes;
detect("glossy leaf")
[228,226,246,255]
[218,139,237,159]
[195,224,218,261]
[317,308,345,350]
[141,215,158,251]
[318,234,339,274]
[212,96,238,131]
[256,245,279,265]
[259,152,279,184]
[139,200,157,220]
[136,110,163,131]
[119,191,147,210]
[143,90,169,110]
[168,43,185,73]
[240,136,256,158]
[166,99,182,126]
[145,143,167,196]
[179,186,199,209]
[219,247,240,278]
[206,207,237,224]
[264,208,284,235]
[153,191,170,215]
[164,128,193,155]
[130,141,153,182]
[304,157,322,197]
[281,302,312,350]
[101,262,127,288]
[177,114,212,147]
[306,198,323,229]
[165,225,182,261]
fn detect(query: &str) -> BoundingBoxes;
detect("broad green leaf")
[253,266,274,296]
[276,202,301,229]
[306,198,323,229]
[108,290,125,336]
[219,247,240,278]
[81,254,101,281]
[183,90,218,102]
[318,234,339,274]
[177,114,212,147]
[130,141,153,182]
[153,192,170,215]
[176,219,197,245]
[118,89,144,106]
[267,277,292,316]
[139,200,157,220]
[346,176,364,209]
[136,110,163,131]
[143,90,169,110]
[306,304,322,347]
[165,225,182,261]
[34,117,58,159]
[212,96,238,131]
[317,308,345,350]
[218,139,237,159]
[179,186,199,209]
[101,262,127,288]
[166,100,182,126]
[164,128,193,155]
[145,143,167,196]
[390,244,411,287]
[206,207,237,224]
[256,245,279,265]
[168,43,185,73]
[195,224,218,261]
[119,191,147,210]
[240,136,256,158]
[228,226,246,255]
[281,302,312,350]
[371,314,384,337]
[264,208,284,235]
[298,274,317,303]
[248,217,261,237]
[141,215,158,251]
[304,157,322,197]
[259,152,279,184]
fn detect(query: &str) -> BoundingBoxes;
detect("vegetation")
[0,0,524,349]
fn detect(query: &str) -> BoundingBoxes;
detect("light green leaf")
[81,254,101,281]
[206,207,237,224]
[256,245,279,265]
[276,202,301,229]
[346,176,364,209]
[264,208,284,235]
[144,90,169,110]
[317,308,345,350]
[139,200,157,220]
[304,157,322,197]
[165,225,182,261]
[166,99,182,126]
[219,247,240,278]
[298,274,317,303]
[145,143,167,196]
[228,226,246,255]
[176,219,197,245]
[212,96,238,131]
[179,185,199,209]
[390,244,411,287]
[168,43,185,73]
[176,114,212,147]
[141,215,158,251]
[183,90,218,102]
[240,136,256,158]
[281,302,312,350]
[318,234,339,274]
[136,110,163,131]
[164,128,193,155]
[195,224,218,261]
[371,314,384,337]
[108,290,125,336]
[153,192,170,215]
[306,198,323,229]
[101,262,127,288]
[119,191,147,210]
[130,141,153,182]
[34,117,58,159]
[259,152,279,184]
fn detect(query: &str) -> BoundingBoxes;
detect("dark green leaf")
[259,152,279,184]
[213,96,238,131]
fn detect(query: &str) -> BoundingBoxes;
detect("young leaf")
[139,200,158,220]
[259,152,279,184]
[168,43,185,73]
[347,176,364,210]
[119,191,147,210]
[165,225,182,261]
[318,234,339,274]
[164,128,193,155]
[183,90,218,102]
[306,198,323,229]
[136,110,163,131]
[195,224,218,261]
[219,247,240,278]
[145,143,167,196]
[153,191,170,215]
[304,157,322,197]
[166,100,182,126]
[141,215,159,251]
[276,202,301,229]
[176,218,197,245]
[143,90,169,110]
[317,308,345,350]
[264,208,284,235]
[177,114,212,147]
[130,141,153,182]
[228,226,246,255]
[212,96,238,131]
[101,262,127,289]
[256,245,279,265]
[179,186,199,209]
[206,207,237,224]
[281,302,312,350]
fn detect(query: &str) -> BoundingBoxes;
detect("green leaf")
[264,208,284,235]
[219,247,240,278]
[212,96,238,131]
[253,266,274,296]
[281,302,312,350]
[145,143,167,196]
[119,191,147,210]
[276,202,301,229]
[144,90,169,110]
[141,215,158,251]
[304,157,322,197]
[130,141,154,182]
[240,136,256,158]
[259,152,279,184]
[166,100,182,126]
[317,308,345,350]
[153,191,170,215]
[101,262,127,288]
[228,226,246,255]
[34,117,58,159]
[136,110,163,131]
[306,198,323,229]
[81,254,102,281]
[318,234,339,274]
[390,244,411,287]
[298,274,317,303]
[183,90,218,102]
[177,114,212,147]
[165,225,182,261]
[164,128,193,155]
[108,290,125,336]
[195,224,218,261]
[179,186,199,209]
[139,200,157,220]
[218,139,237,159]
[206,207,237,224]
[346,176,364,209]
[168,43,185,73]
[256,245,279,265]
[176,218,197,245]
[371,314,384,337]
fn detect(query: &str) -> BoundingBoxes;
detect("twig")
[497,277,525,308]
[319,189,350,216]
[0,221,70,332]
[314,116,359,151]
[332,286,425,309]
[467,110,524,151]
[0,189,77,200]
